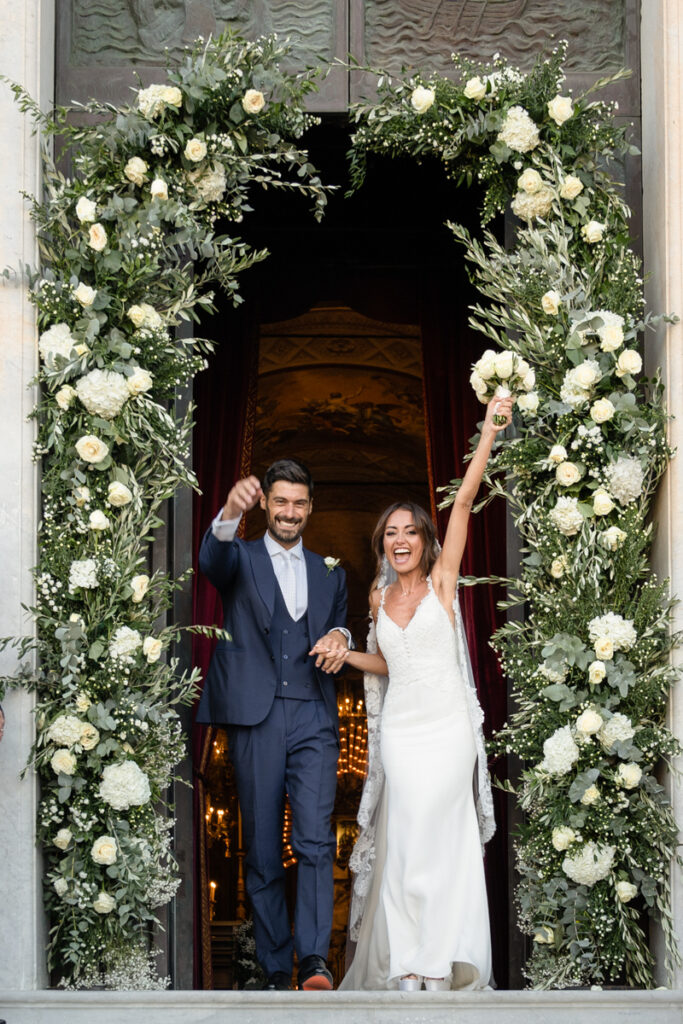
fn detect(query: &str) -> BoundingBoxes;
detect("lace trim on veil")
[347,558,496,943]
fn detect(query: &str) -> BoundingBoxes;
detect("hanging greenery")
[348,43,680,988]
[2,33,329,987]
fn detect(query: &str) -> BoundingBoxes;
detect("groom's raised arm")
[199,475,263,591]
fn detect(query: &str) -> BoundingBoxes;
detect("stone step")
[1,989,682,1024]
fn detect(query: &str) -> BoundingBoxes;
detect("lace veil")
[345,556,496,950]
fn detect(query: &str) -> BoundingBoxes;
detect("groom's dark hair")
[262,458,314,497]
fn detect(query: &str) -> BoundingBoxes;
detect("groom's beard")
[265,511,308,546]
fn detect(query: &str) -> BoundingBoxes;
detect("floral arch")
[4,33,679,990]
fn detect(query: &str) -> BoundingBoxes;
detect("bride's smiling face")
[383,509,424,574]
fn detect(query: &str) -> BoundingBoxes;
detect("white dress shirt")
[210,509,352,643]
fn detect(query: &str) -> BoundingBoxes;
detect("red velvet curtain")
[191,306,258,988]
[420,274,509,980]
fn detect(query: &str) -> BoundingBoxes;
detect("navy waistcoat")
[271,583,322,700]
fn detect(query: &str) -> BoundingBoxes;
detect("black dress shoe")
[263,971,292,990]
[298,954,333,990]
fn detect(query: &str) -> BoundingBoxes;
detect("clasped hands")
[309,632,349,674]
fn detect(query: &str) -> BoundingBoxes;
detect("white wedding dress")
[340,576,493,991]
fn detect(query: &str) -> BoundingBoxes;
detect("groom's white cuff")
[326,627,354,650]
[211,509,242,541]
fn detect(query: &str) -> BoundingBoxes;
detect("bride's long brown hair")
[370,502,440,591]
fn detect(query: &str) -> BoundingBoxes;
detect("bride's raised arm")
[432,395,513,600]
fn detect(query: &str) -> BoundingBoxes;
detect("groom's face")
[260,480,312,548]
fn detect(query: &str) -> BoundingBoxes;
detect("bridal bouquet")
[469,349,536,423]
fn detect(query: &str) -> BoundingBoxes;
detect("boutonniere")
[324,556,341,576]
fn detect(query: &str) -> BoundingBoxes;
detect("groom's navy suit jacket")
[195,529,348,733]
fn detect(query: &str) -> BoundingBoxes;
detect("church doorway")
[190,119,511,989]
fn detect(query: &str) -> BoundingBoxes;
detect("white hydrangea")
[538,662,568,684]
[39,323,76,363]
[47,715,85,746]
[550,496,584,537]
[599,712,635,750]
[511,185,554,221]
[539,725,580,776]
[562,842,615,886]
[497,105,540,152]
[588,612,637,651]
[76,369,130,419]
[137,83,182,119]
[188,161,227,203]
[604,456,645,506]
[109,626,142,662]
[68,558,99,593]
[99,760,151,810]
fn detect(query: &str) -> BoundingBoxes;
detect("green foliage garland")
[348,43,681,988]
[3,33,329,987]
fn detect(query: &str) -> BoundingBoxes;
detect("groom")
[196,458,351,991]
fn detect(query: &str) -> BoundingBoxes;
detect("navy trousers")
[228,696,339,976]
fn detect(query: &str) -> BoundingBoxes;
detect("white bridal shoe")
[424,977,450,991]
[398,975,423,991]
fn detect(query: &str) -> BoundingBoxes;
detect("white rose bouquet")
[470,349,535,423]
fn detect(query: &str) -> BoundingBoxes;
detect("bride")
[334,395,512,991]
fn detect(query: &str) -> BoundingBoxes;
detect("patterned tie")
[279,550,298,620]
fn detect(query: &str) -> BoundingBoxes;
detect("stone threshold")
[1,989,682,1024]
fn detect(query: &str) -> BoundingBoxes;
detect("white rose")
[91,836,118,865]
[593,488,615,516]
[88,509,110,531]
[162,86,182,108]
[547,94,574,126]
[594,636,614,661]
[54,877,69,897]
[602,526,627,551]
[469,369,488,396]
[550,556,567,579]
[542,290,560,315]
[588,660,606,685]
[576,708,603,735]
[242,88,266,114]
[559,175,583,200]
[54,828,73,850]
[615,349,642,378]
[75,692,91,713]
[599,323,624,352]
[556,461,582,487]
[80,723,100,750]
[517,392,539,415]
[151,178,169,201]
[76,196,97,223]
[463,76,486,101]
[476,350,497,380]
[107,481,133,507]
[410,86,435,114]
[184,137,207,162]
[74,485,90,507]
[573,360,601,389]
[581,784,600,805]
[73,282,97,307]
[551,826,576,851]
[494,350,515,379]
[88,223,107,252]
[127,367,154,395]
[124,156,148,186]
[51,749,77,776]
[616,880,638,903]
[130,574,150,603]
[616,762,642,789]
[590,398,615,424]
[75,434,110,464]
[143,636,162,663]
[93,892,116,914]
[518,168,543,194]
[56,385,77,410]
[581,220,605,244]
[548,444,567,465]
[127,302,162,331]
[521,368,536,390]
